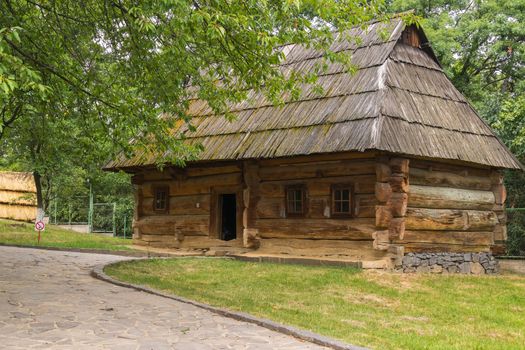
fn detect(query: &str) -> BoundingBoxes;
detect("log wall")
[253,153,385,261]
[131,162,244,249]
[130,153,507,263]
[131,152,387,261]
[395,159,505,255]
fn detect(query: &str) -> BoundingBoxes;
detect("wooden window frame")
[152,185,170,213]
[285,184,307,217]
[331,184,354,218]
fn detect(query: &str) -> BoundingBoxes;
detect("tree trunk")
[34,171,44,217]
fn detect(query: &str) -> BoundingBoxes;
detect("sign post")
[35,221,45,243]
[35,208,46,243]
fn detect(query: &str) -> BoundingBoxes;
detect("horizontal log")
[468,210,500,230]
[396,230,494,246]
[136,235,244,249]
[139,234,177,243]
[258,152,376,167]
[132,237,149,246]
[405,208,498,231]
[0,203,36,222]
[185,164,241,177]
[258,238,387,260]
[0,190,36,206]
[136,215,209,236]
[409,167,492,190]
[256,194,375,219]
[354,194,377,218]
[308,196,331,219]
[409,185,495,210]
[179,236,244,249]
[256,197,285,219]
[142,170,173,181]
[142,194,211,216]
[258,160,376,181]
[259,176,376,197]
[409,159,491,178]
[142,173,242,197]
[256,218,375,240]
[403,243,490,253]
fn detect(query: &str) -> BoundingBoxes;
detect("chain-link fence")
[92,203,115,234]
[506,209,525,256]
[49,196,132,238]
[50,196,89,225]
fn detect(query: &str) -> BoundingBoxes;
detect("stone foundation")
[399,252,499,274]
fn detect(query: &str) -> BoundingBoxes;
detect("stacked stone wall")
[400,252,499,274]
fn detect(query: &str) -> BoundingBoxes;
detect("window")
[332,185,353,217]
[286,185,306,216]
[153,186,169,212]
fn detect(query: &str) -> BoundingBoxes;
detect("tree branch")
[5,38,120,111]
[24,0,93,24]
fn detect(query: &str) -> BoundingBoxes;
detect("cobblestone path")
[0,246,327,350]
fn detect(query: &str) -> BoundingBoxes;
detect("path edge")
[0,243,171,257]
[91,260,369,350]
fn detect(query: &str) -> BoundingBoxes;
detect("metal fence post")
[87,182,94,233]
[112,202,117,237]
[53,198,57,225]
[123,215,127,239]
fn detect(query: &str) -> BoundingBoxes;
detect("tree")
[1,0,396,212]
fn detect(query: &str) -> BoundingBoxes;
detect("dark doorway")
[220,194,237,241]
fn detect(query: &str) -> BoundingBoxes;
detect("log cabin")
[105,17,522,273]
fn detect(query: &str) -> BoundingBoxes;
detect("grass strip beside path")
[0,219,132,251]
[105,258,525,350]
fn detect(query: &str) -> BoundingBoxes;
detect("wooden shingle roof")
[106,17,521,170]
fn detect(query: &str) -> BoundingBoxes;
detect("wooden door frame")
[209,185,244,241]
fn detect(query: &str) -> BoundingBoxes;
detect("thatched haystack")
[0,172,37,222]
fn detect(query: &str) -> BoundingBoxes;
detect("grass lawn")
[0,219,132,251]
[106,258,525,350]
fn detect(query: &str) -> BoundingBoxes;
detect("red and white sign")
[35,220,45,231]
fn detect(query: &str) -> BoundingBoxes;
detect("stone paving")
[0,246,328,349]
